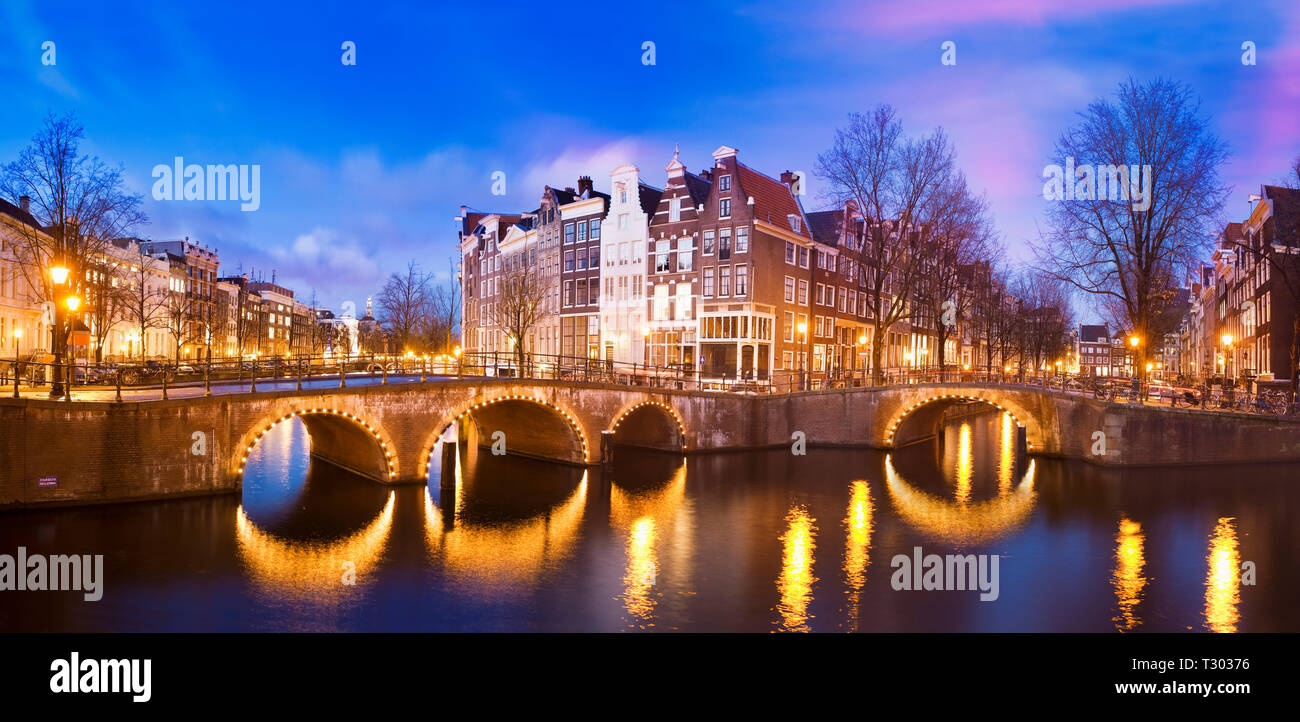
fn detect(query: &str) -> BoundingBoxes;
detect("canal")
[1,407,1295,632]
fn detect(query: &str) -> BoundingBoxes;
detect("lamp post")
[856,333,866,385]
[49,264,71,399]
[1221,333,1233,377]
[11,328,21,398]
[796,321,807,391]
[642,326,650,379]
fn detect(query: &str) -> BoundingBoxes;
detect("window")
[784,276,796,303]
[619,243,629,265]
[577,279,588,305]
[826,286,834,308]
[675,283,692,320]
[703,230,715,255]
[782,350,793,369]
[719,228,731,260]
[578,221,588,242]
[784,312,795,342]
[703,268,715,297]
[577,251,587,270]
[654,284,670,320]
[564,223,574,244]
[838,287,847,313]
[720,266,731,296]
[606,245,616,267]
[590,247,599,267]
[798,280,809,305]
[564,280,574,306]
[719,174,731,191]
[564,251,574,271]
[736,226,748,254]
[618,214,629,230]
[632,274,643,299]
[719,198,731,218]
[798,247,809,268]
[655,240,671,273]
[735,265,748,296]
[677,241,693,272]
[785,242,795,264]
[604,278,614,303]
[670,197,681,222]
[590,219,601,239]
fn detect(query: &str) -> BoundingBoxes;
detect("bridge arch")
[236,407,399,484]
[608,400,688,452]
[420,393,592,476]
[883,391,1041,452]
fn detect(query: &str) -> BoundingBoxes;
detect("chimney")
[699,169,712,182]
[19,195,30,212]
[565,186,576,195]
[780,170,796,189]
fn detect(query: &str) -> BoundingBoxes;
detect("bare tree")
[120,249,169,360]
[1032,78,1229,379]
[816,105,958,382]
[163,289,194,367]
[1,112,146,391]
[84,252,130,362]
[913,172,999,371]
[377,261,431,352]
[1014,270,1075,376]
[488,240,551,370]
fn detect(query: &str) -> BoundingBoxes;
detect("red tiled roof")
[735,164,810,238]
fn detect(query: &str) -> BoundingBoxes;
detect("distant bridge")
[4,379,1300,508]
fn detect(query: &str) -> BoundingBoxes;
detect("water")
[2,409,1296,632]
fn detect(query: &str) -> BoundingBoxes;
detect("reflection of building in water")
[998,413,1015,495]
[1111,517,1146,632]
[234,491,394,603]
[1204,517,1241,633]
[776,505,817,632]
[885,455,1036,545]
[842,480,874,631]
[609,460,691,628]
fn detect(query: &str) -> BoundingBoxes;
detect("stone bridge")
[3,379,1299,508]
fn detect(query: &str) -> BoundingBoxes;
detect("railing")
[2,351,1296,416]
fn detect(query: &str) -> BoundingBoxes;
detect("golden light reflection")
[843,480,874,631]
[955,423,973,507]
[775,505,817,632]
[1111,517,1146,631]
[998,412,1014,495]
[235,491,395,601]
[423,472,588,594]
[885,455,1036,545]
[609,461,689,626]
[1205,517,1241,633]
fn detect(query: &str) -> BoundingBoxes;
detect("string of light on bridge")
[610,400,689,451]
[885,394,1029,450]
[238,408,397,481]
[422,394,592,477]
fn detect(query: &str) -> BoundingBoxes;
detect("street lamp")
[796,321,807,390]
[642,326,651,370]
[1221,334,1233,378]
[49,264,72,399]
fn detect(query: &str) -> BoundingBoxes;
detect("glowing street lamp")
[50,265,70,285]
[65,295,81,312]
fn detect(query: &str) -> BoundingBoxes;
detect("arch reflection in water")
[236,418,397,603]
[884,455,1036,545]
[842,480,874,631]
[608,451,691,627]
[776,505,817,632]
[424,448,588,595]
[1205,517,1241,633]
[1111,517,1146,632]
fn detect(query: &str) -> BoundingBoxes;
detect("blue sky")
[2,0,1297,311]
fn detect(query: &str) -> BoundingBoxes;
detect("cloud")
[813,0,1199,35]
[269,227,383,294]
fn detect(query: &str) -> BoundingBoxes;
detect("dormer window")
[719,174,731,191]
[788,214,801,234]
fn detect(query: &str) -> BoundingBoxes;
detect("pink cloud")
[823,0,1199,34]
